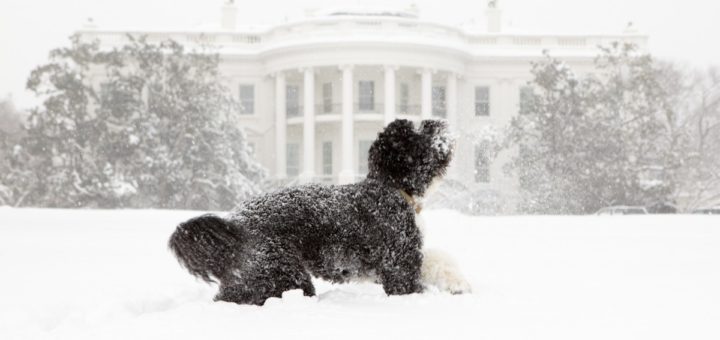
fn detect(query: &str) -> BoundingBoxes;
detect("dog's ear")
[419,119,448,137]
[368,119,422,185]
[371,119,418,165]
[419,119,453,161]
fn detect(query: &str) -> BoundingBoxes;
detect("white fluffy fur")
[421,248,472,294]
[415,214,472,294]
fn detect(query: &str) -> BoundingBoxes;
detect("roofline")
[75,14,649,41]
[76,28,648,40]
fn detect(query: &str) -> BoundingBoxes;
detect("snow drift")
[1,207,718,339]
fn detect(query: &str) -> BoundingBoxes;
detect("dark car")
[647,201,678,214]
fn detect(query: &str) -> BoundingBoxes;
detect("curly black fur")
[168,119,454,305]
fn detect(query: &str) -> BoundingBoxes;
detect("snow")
[1,207,719,339]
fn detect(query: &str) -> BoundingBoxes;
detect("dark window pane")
[432,86,446,117]
[475,86,490,116]
[239,84,254,114]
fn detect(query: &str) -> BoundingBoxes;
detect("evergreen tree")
[22,36,108,207]
[13,35,265,209]
[505,43,677,214]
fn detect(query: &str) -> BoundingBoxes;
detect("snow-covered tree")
[18,36,109,207]
[669,66,720,209]
[0,96,27,205]
[505,43,678,214]
[11,35,265,209]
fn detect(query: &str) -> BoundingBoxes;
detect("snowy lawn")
[1,207,719,340]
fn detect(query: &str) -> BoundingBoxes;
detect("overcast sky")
[1,0,718,109]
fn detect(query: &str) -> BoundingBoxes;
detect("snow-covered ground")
[1,207,718,340]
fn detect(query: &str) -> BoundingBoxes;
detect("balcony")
[315,103,342,115]
[285,101,426,121]
[354,102,383,114]
[286,105,303,118]
[397,104,420,116]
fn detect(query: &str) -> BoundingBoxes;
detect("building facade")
[78,2,648,212]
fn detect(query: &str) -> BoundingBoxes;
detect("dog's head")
[368,119,454,197]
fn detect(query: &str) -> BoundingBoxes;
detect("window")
[432,86,446,117]
[238,84,254,114]
[358,81,374,111]
[286,85,300,117]
[474,144,490,183]
[475,86,490,116]
[399,83,409,113]
[358,140,373,175]
[100,83,111,101]
[322,141,332,175]
[286,143,299,177]
[519,86,533,115]
[322,83,333,114]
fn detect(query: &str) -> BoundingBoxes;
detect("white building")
[78,2,647,212]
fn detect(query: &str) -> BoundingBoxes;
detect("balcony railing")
[316,174,335,184]
[286,102,427,117]
[315,103,342,115]
[354,102,384,114]
[432,106,447,118]
[397,104,420,115]
[286,105,303,118]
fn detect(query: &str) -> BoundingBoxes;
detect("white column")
[339,65,355,184]
[421,68,433,119]
[301,68,315,183]
[274,72,287,179]
[383,65,397,126]
[446,72,458,129]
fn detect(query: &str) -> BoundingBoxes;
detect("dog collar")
[399,189,422,214]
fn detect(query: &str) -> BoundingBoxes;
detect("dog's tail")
[168,214,243,283]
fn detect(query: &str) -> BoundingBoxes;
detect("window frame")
[519,85,533,115]
[286,84,300,117]
[399,82,410,113]
[322,82,333,114]
[474,86,490,116]
[358,81,375,112]
[238,84,255,115]
[432,85,447,117]
[286,143,300,177]
[322,141,332,175]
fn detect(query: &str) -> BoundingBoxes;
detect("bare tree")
[676,67,720,209]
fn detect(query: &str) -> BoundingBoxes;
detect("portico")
[272,65,459,184]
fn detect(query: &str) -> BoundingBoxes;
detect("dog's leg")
[421,248,472,294]
[215,241,315,305]
[379,246,424,295]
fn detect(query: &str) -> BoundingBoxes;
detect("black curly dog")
[168,119,454,305]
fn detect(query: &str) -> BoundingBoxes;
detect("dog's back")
[230,181,416,283]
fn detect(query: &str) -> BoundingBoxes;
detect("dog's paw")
[421,248,472,295]
[440,272,472,295]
